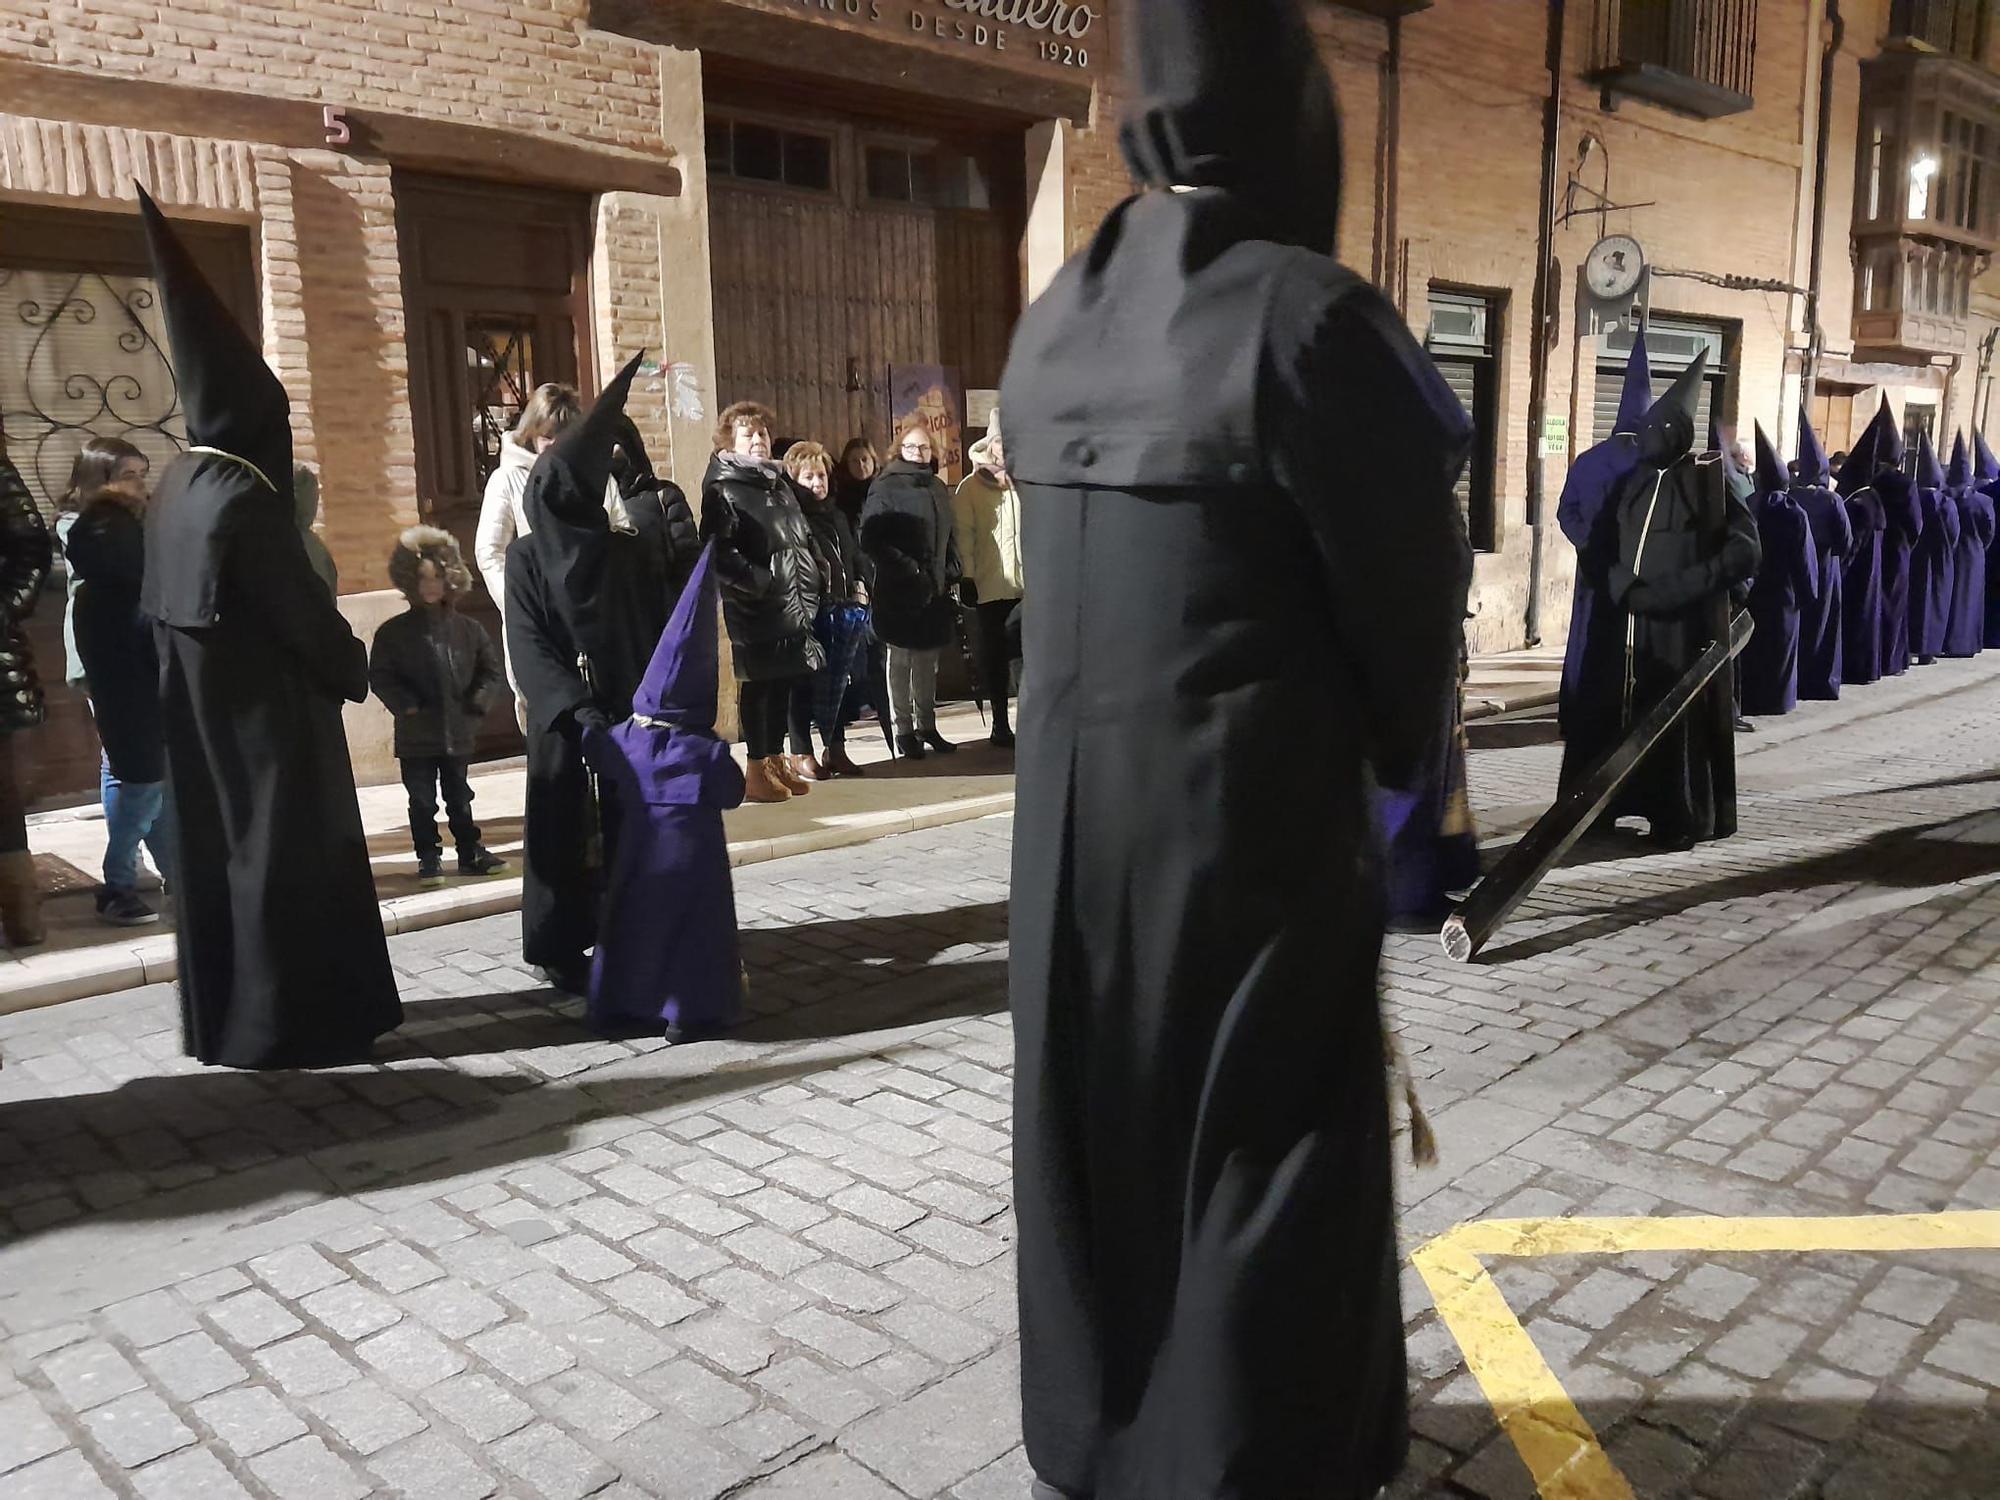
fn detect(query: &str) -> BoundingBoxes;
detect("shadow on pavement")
[1476,814,2000,966]
[0,906,1011,1240]
[1466,711,1564,752]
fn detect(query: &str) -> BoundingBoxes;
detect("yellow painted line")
[1415,1212,2000,1498]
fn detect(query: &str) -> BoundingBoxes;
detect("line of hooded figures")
[1558,332,2000,859]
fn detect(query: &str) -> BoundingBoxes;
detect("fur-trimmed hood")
[388,524,472,601]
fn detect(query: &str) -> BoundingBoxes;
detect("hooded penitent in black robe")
[135,190,399,1068]
[1793,412,1851,699]
[1911,434,1959,665]
[1877,434,1923,677]
[1837,400,1899,686]
[1000,4,1473,1494]
[1557,335,1652,794]
[1603,357,1759,848]
[505,354,672,978]
[1739,424,1816,717]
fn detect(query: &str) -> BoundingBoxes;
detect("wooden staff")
[1441,610,1753,963]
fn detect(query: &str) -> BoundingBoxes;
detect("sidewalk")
[9,705,1015,1015]
[9,648,1565,1012]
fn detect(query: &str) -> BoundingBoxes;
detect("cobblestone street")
[1,658,1997,1499]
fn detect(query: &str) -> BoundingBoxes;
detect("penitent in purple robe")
[1794,411,1851,700]
[585,545,746,1037]
[1836,400,1901,687]
[1376,643,1479,927]
[1557,334,1651,793]
[1740,424,1817,716]
[1911,435,1961,665]
[1945,477,1996,657]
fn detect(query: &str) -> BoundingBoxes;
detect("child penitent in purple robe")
[584,543,746,1039]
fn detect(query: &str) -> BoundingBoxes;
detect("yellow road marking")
[1414,1212,2000,1498]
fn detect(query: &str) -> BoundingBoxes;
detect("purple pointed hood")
[1796,408,1831,486]
[608,546,746,809]
[1922,431,1949,491]
[1975,430,2000,485]
[1837,397,1902,492]
[1615,332,1653,435]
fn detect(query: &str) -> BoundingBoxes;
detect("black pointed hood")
[521,352,644,664]
[1837,398,1902,493]
[1119,0,1342,252]
[137,185,292,495]
[1753,423,1788,495]
[1614,333,1653,435]
[1635,349,1707,467]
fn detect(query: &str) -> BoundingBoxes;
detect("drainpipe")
[1372,15,1404,293]
[1523,0,1566,649]
[1802,0,1845,418]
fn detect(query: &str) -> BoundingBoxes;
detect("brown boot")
[743,758,792,804]
[773,756,812,796]
[0,851,46,948]
[823,745,866,778]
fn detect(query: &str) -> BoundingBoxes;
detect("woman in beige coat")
[952,409,1024,747]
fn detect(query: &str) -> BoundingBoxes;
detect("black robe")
[145,453,399,1067]
[1608,454,1759,845]
[504,356,671,973]
[1000,53,1472,1489]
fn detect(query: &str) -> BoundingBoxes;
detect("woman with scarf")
[505,354,666,995]
[861,419,960,760]
[701,403,824,804]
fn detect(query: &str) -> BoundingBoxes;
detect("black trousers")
[974,598,1021,728]
[787,678,817,757]
[741,676,804,759]
[0,735,25,855]
[401,756,480,858]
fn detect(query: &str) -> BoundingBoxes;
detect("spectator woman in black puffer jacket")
[861,418,961,759]
[702,402,824,804]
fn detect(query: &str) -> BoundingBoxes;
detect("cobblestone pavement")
[1,656,1998,1498]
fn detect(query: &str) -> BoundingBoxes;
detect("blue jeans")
[102,755,176,894]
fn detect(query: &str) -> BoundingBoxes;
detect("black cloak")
[505,353,673,973]
[136,188,399,1068]
[998,2,1472,1494]
[1605,356,1759,848]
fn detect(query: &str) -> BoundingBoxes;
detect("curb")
[0,790,1017,1018]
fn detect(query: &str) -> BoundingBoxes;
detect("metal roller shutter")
[1594,317,1730,447]
[1434,353,1479,526]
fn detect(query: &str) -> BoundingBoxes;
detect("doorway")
[0,198,257,807]
[395,173,595,564]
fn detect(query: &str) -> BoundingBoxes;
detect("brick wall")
[0,0,664,155]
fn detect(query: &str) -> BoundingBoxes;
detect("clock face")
[1586,235,1645,300]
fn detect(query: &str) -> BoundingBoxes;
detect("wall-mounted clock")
[1584,234,1646,301]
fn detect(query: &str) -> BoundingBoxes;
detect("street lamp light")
[1907,151,1938,219]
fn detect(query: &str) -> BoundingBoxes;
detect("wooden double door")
[707,117,1023,455]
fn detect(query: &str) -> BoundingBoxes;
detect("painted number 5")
[323,106,351,147]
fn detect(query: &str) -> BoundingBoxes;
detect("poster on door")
[889,364,964,485]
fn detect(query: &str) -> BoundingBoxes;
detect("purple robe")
[1945,488,1995,657]
[1740,490,1816,715]
[1911,485,1959,663]
[1840,489,1887,685]
[586,547,746,1035]
[1875,473,1921,676]
[1794,485,1850,699]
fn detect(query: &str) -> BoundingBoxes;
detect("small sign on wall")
[966,389,999,431]
[1540,414,1570,459]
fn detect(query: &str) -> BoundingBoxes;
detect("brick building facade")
[4,0,1999,795]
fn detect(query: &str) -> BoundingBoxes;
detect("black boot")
[922,728,958,755]
[896,734,928,761]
